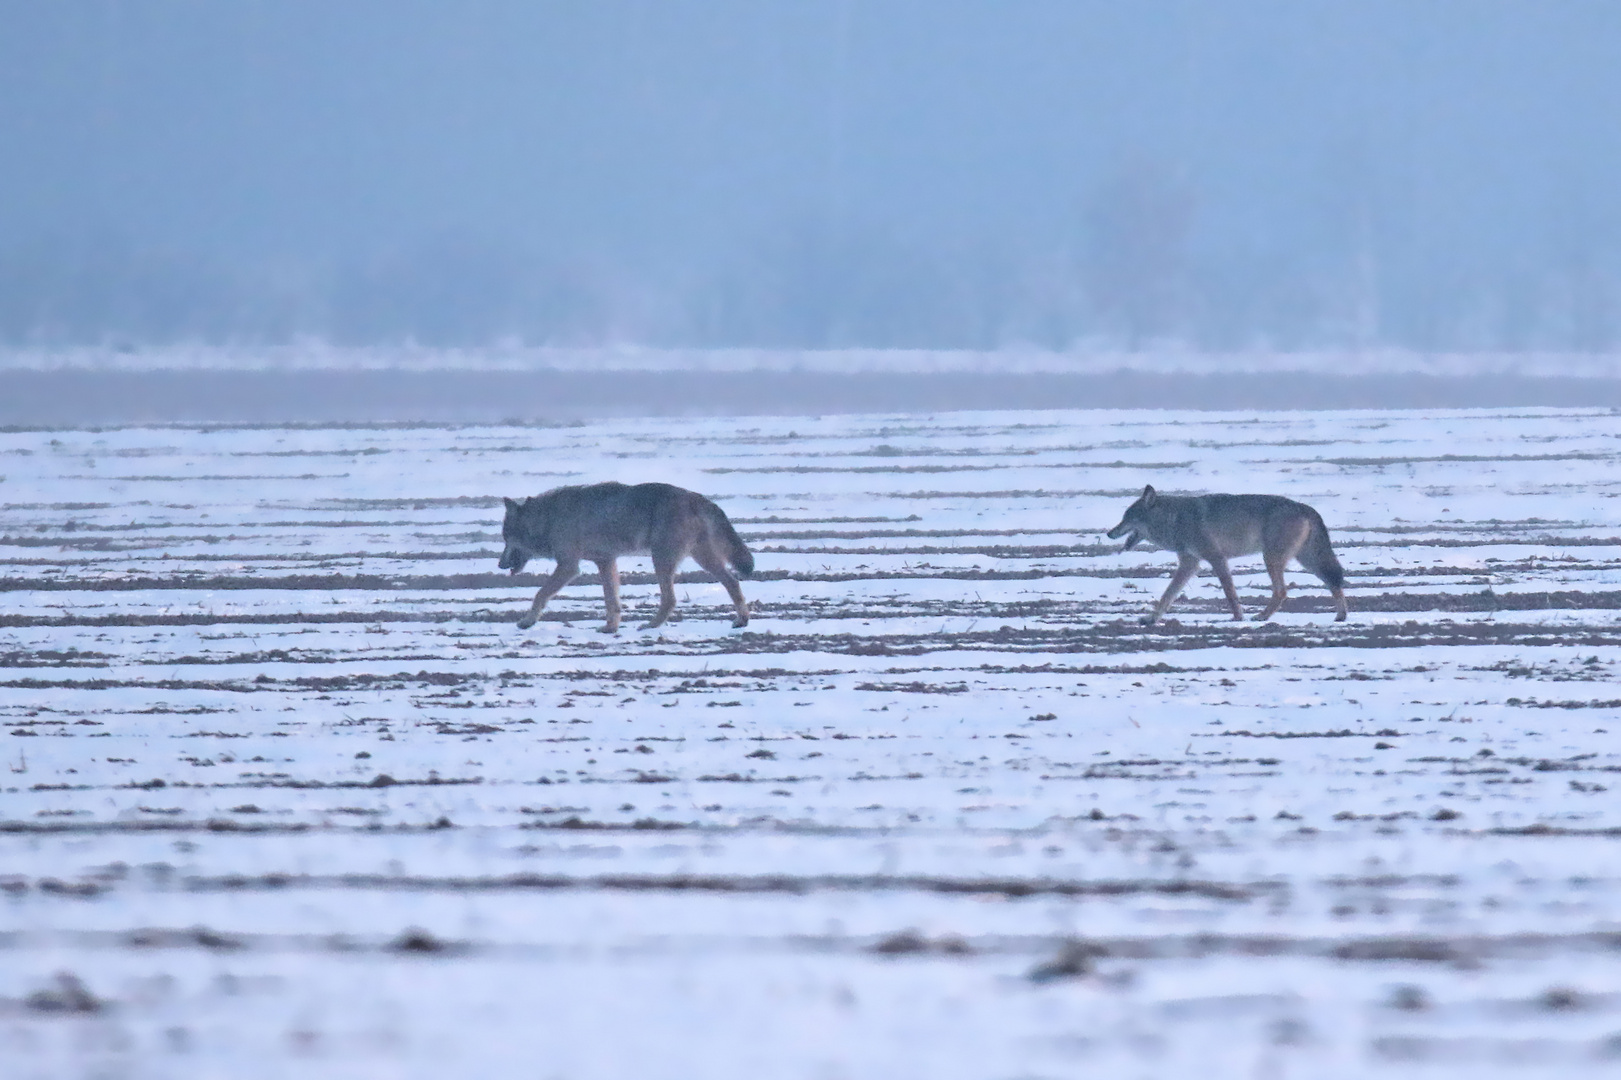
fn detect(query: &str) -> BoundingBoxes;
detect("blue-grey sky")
[3,0,1619,349]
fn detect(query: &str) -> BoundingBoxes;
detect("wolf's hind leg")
[1208,555,1245,621]
[694,545,749,627]
[1295,526,1349,621]
[1257,519,1311,621]
[595,558,621,633]
[1256,553,1290,621]
[641,551,681,630]
[517,559,580,630]
[1145,553,1201,625]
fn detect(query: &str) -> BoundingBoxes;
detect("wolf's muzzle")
[1106,520,1141,550]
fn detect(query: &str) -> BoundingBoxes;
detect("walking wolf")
[1106,485,1348,625]
[498,482,754,632]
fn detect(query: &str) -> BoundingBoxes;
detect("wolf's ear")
[503,496,519,512]
[1141,485,1156,504]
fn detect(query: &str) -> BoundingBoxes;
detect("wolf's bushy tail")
[710,506,754,577]
[1302,514,1345,590]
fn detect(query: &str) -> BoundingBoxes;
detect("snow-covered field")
[3,407,1621,1078]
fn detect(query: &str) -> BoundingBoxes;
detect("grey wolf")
[1106,485,1347,624]
[498,482,754,633]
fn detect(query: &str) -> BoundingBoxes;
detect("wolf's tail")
[1301,513,1345,590]
[710,505,754,578]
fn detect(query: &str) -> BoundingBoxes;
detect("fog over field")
[3,1,1621,353]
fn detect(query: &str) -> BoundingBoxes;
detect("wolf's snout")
[1106,520,1141,550]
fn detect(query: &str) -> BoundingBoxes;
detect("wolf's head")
[1106,485,1158,551]
[498,496,534,574]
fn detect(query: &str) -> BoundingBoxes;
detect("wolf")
[498,482,755,633]
[1106,485,1347,625]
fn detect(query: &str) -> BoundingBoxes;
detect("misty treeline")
[3,163,1618,353]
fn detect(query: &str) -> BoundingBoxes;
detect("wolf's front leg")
[595,558,621,633]
[1143,553,1201,625]
[1208,556,1245,621]
[516,560,580,630]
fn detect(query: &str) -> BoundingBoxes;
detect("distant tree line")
[2,170,1618,353]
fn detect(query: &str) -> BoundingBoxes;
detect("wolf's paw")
[731,617,749,629]
[1335,611,1348,622]
[599,625,620,635]
[1251,613,1273,623]
[1138,615,1159,627]
[515,615,536,630]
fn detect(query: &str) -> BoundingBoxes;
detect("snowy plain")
[2,405,1621,1077]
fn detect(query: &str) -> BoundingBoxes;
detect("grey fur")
[499,482,753,633]
[1106,485,1348,625]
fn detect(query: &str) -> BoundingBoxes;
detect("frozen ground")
[7,346,1621,424]
[2,406,1621,1078]
[7,368,1621,426]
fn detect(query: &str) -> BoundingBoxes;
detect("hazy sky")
[3,1,1620,349]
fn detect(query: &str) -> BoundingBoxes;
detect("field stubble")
[2,407,1621,1077]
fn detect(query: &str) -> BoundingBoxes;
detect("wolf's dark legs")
[1257,553,1291,621]
[1208,555,1245,620]
[693,547,749,628]
[1295,530,1349,621]
[516,559,580,629]
[595,558,621,633]
[1145,552,1201,624]
[641,551,681,630]
[1257,518,1312,621]
[1329,586,1348,621]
